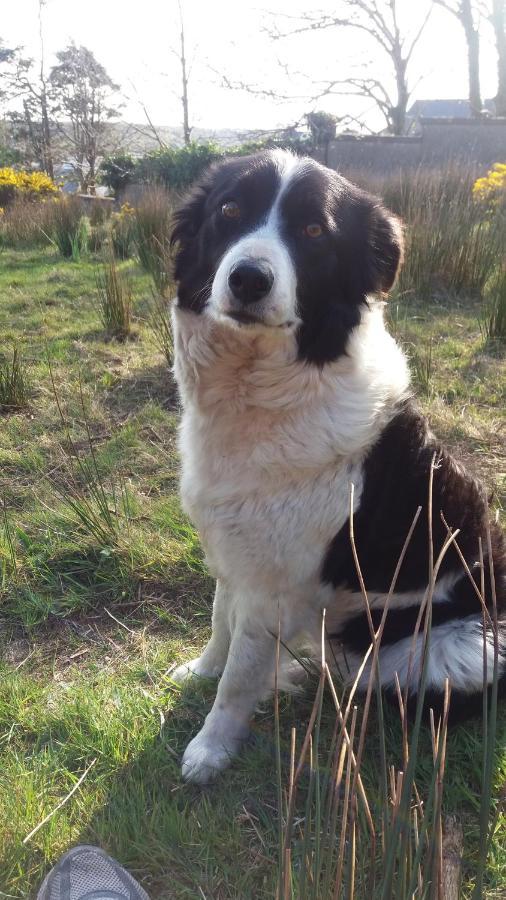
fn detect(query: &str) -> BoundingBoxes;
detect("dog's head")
[171,150,402,365]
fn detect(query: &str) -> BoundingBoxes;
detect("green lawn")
[0,247,505,898]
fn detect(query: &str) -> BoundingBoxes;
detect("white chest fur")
[173,305,409,596]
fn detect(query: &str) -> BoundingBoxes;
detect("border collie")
[170,150,505,784]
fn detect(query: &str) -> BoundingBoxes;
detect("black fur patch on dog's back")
[321,400,505,599]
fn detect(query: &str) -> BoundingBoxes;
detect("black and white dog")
[170,150,505,784]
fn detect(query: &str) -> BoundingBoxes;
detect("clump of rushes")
[49,370,130,551]
[0,348,31,412]
[47,196,88,259]
[0,199,54,248]
[481,268,506,345]
[149,292,173,365]
[134,188,172,295]
[111,202,137,259]
[96,250,132,341]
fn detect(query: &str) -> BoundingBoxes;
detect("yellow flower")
[472,162,506,208]
[0,167,58,204]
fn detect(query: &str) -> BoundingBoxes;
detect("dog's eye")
[221,201,241,220]
[304,223,323,238]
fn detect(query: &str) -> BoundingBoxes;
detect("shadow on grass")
[8,675,505,900]
[101,364,179,421]
[7,679,280,899]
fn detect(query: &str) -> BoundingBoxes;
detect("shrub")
[99,153,137,195]
[96,250,132,339]
[0,167,57,207]
[47,196,88,259]
[111,202,136,259]
[0,348,31,412]
[136,142,222,191]
[306,110,337,145]
[0,145,22,167]
[134,188,172,295]
[101,139,311,197]
[133,139,310,194]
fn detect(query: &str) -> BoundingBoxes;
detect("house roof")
[408,99,495,118]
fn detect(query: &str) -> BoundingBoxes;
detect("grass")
[0,232,505,898]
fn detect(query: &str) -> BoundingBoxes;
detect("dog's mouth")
[227,310,264,326]
[226,310,295,329]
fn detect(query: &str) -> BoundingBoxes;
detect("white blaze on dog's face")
[210,152,301,329]
[171,150,403,365]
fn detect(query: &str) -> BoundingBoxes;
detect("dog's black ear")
[171,184,208,249]
[366,203,403,294]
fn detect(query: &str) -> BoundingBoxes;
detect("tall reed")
[46,195,88,259]
[134,187,173,296]
[350,167,503,300]
[0,348,31,412]
[275,470,501,898]
[96,250,132,340]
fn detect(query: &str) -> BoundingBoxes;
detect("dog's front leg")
[172,579,232,683]
[181,612,279,784]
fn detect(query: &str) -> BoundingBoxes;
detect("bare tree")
[434,1,483,115]
[36,0,53,177]
[491,0,506,115]
[50,44,121,192]
[2,1,55,175]
[177,0,191,145]
[268,1,432,135]
[135,0,193,149]
[0,41,18,88]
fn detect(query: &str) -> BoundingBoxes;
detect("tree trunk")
[180,23,191,146]
[461,0,482,116]
[38,0,54,179]
[492,0,506,116]
[391,53,408,135]
[40,89,54,180]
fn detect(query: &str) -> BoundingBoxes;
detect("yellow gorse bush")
[0,167,58,205]
[472,162,506,208]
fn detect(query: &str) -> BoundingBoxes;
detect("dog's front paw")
[171,656,221,684]
[181,729,244,784]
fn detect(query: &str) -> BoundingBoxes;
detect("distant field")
[0,245,505,897]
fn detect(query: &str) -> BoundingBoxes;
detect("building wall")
[322,119,506,175]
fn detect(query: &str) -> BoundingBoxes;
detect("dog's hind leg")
[171,579,232,683]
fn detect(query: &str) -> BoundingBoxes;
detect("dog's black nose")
[228,261,274,304]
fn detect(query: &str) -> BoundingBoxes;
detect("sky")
[3,0,501,133]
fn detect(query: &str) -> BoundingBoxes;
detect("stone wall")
[322,119,506,175]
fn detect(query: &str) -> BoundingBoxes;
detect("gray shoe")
[36,845,150,900]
